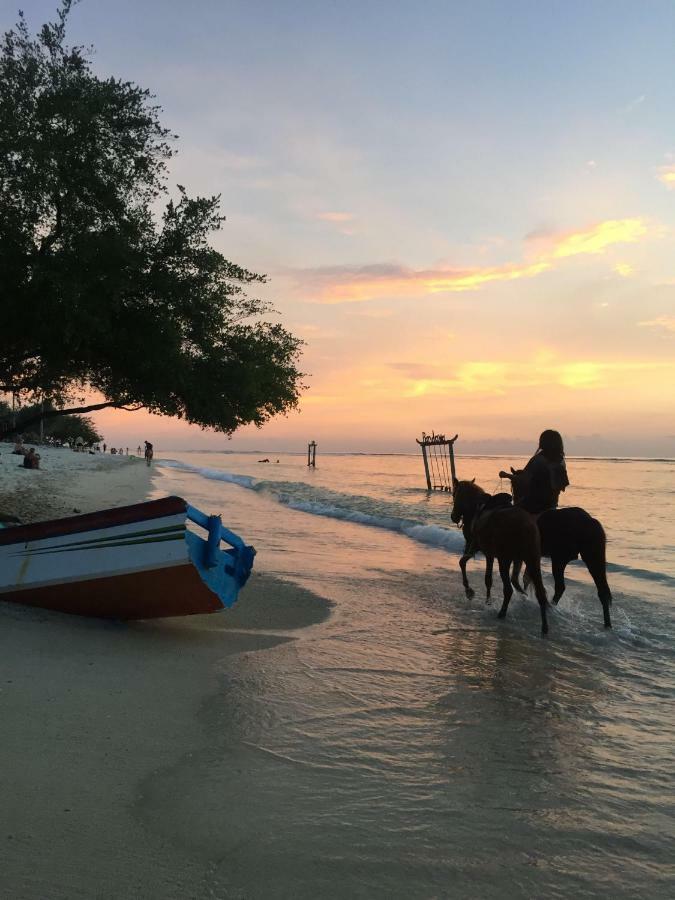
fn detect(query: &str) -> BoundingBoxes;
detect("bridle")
[452,486,488,533]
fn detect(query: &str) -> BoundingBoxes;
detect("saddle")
[479,492,513,513]
[466,492,513,555]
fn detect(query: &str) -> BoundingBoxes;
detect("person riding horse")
[499,431,612,628]
[510,429,569,514]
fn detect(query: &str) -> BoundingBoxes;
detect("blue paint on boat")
[185,504,256,608]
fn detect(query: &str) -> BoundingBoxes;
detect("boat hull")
[0,496,255,619]
[0,562,222,619]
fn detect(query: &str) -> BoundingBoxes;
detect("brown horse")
[499,468,612,628]
[450,478,550,635]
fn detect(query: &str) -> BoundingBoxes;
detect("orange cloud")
[293,217,652,303]
[396,357,672,397]
[657,165,675,189]
[311,260,551,303]
[639,315,675,333]
[549,218,648,258]
[316,212,354,223]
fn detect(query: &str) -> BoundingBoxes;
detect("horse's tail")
[524,555,547,604]
[580,516,612,609]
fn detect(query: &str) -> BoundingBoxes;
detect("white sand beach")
[0,445,153,523]
[0,446,332,899]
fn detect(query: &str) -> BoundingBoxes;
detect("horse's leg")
[551,555,567,605]
[496,557,514,620]
[511,559,526,594]
[485,554,494,603]
[580,547,612,629]
[525,553,549,636]
[459,551,475,600]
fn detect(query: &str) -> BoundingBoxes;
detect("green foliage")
[0,2,304,434]
[0,400,103,444]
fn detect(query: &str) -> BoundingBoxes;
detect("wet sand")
[0,447,332,899]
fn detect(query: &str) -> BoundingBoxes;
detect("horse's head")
[451,477,485,526]
[499,466,530,503]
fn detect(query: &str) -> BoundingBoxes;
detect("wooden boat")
[0,496,255,619]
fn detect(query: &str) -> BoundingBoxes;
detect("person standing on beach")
[21,448,40,469]
[144,441,154,467]
[517,429,569,514]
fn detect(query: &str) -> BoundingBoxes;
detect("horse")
[499,468,612,628]
[450,478,550,635]
[449,480,523,599]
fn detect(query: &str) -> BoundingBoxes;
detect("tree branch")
[1,401,145,437]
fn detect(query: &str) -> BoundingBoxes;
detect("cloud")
[614,262,634,277]
[527,218,649,259]
[639,315,675,333]
[291,217,653,303]
[345,307,394,319]
[657,165,675,189]
[314,211,357,236]
[620,94,646,114]
[218,151,266,171]
[293,323,341,339]
[293,259,551,303]
[395,357,672,397]
[316,212,355,223]
[387,362,440,378]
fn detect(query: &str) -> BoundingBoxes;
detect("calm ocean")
[153,452,675,898]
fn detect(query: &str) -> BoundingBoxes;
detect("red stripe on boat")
[0,496,188,546]
[1,563,222,619]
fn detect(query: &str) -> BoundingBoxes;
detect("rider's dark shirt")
[520,452,569,514]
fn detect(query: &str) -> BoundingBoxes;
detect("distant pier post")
[416,433,458,492]
[420,441,432,490]
[307,440,317,467]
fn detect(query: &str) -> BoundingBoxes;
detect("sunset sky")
[6,1,675,455]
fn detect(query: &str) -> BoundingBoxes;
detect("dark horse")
[450,478,550,635]
[499,468,612,628]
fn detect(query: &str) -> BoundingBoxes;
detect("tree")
[0,2,304,436]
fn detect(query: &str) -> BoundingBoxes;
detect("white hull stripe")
[5,523,186,554]
[0,557,190,595]
[14,530,186,557]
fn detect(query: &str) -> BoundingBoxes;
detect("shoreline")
[160,449,675,463]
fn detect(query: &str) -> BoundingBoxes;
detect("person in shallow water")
[517,429,570,514]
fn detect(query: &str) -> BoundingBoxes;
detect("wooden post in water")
[416,433,458,492]
[307,440,317,467]
[420,441,432,490]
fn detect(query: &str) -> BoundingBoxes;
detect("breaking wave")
[159,458,672,585]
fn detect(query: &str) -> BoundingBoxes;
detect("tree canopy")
[0,1,304,435]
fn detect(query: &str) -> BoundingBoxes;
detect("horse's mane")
[456,479,489,501]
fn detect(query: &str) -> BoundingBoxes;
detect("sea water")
[150,453,675,898]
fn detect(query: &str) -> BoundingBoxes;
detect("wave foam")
[159,458,672,584]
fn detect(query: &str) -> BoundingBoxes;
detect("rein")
[453,485,489,532]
